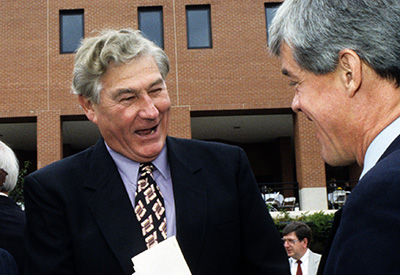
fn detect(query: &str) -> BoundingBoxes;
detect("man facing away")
[23,29,290,275]
[269,0,400,274]
[0,141,25,275]
[282,222,321,275]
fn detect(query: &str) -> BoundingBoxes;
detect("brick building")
[0,0,360,210]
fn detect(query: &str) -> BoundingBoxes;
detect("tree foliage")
[9,160,31,207]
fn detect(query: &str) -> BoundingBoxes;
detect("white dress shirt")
[289,249,310,275]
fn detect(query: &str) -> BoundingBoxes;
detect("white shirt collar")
[290,248,310,275]
[360,117,400,179]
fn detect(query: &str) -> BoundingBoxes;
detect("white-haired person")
[0,141,25,274]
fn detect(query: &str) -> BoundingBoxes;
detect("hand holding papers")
[131,236,192,275]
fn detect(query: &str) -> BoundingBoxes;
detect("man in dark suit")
[23,29,290,275]
[0,141,26,275]
[268,0,400,274]
[0,248,19,275]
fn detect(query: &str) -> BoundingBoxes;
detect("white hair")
[0,141,19,193]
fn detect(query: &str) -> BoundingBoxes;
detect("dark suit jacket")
[0,248,19,275]
[24,137,290,275]
[0,195,26,275]
[321,134,400,274]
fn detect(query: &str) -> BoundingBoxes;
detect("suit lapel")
[84,139,146,274]
[167,137,207,272]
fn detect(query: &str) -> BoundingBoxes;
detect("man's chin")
[137,144,165,161]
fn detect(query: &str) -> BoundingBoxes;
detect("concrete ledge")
[269,209,337,219]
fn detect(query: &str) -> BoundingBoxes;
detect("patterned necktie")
[296,260,303,275]
[134,163,167,249]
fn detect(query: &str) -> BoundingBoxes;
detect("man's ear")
[338,49,362,98]
[302,238,309,248]
[78,95,98,124]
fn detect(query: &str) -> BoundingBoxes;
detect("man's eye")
[289,81,298,86]
[121,96,136,101]
[150,88,162,94]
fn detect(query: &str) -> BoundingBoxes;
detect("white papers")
[131,236,192,275]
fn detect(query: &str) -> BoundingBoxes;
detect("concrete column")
[293,113,328,210]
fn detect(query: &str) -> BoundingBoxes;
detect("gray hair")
[72,29,170,104]
[269,0,400,86]
[0,141,19,193]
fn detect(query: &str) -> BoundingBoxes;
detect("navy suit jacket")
[0,196,26,275]
[24,136,290,275]
[0,248,19,275]
[321,134,400,274]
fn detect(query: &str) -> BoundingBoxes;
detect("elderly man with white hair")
[0,141,25,274]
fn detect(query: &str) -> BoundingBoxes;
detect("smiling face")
[280,43,358,166]
[80,55,171,163]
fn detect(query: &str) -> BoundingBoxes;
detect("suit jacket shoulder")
[308,250,321,275]
[324,134,400,274]
[0,196,25,275]
[24,138,141,275]
[166,136,290,275]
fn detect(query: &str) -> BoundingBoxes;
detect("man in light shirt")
[269,0,400,274]
[282,222,321,275]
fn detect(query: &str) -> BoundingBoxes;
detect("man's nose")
[291,93,300,113]
[138,94,159,119]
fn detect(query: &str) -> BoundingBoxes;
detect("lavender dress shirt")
[105,142,176,238]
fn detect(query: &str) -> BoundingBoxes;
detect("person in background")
[269,0,400,274]
[282,222,321,275]
[0,141,25,275]
[23,29,290,275]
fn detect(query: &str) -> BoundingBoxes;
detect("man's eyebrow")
[149,77,164,88]
[111,77,165,99]
[112,88,138,99]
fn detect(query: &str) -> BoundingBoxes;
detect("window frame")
[138,6,164,49]
[59,9,84,54]
[186,4,213,49]
[265,2,281,46]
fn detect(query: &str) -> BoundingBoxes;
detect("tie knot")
[297,260,302,264]
[139,163,155,174]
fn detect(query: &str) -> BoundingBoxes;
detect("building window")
[60,9,84,54]
[138,6,164,49]
[265,3,281,45]
[186,5,212,49]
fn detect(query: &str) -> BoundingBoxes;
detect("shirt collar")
[290,248,309,265]
[360,116,400,179]
[299,248,310,262]
[105,142,169,182]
